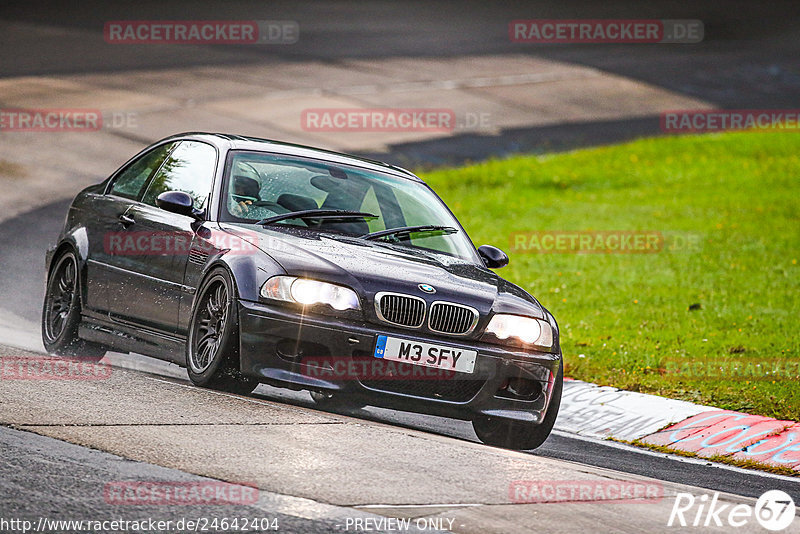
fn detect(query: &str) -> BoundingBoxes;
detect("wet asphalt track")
[0,199,797,504]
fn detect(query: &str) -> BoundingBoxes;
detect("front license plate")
[374,335,477,374]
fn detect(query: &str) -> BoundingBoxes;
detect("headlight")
[482,314,553,348]
[260,276,361,312]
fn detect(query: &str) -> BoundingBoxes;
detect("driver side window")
[140,141,217,211]
[109,142,177,200]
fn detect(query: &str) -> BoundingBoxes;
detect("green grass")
[420,131,799,420]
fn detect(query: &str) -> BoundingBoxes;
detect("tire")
[41,250,106,361]
[310,390,365,410]
[186,268,258,396]
[472,360,563,450]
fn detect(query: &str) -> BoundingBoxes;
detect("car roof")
[162,132,422,182]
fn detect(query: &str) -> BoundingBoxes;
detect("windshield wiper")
[362,225,458,241]
[256,209,378,226]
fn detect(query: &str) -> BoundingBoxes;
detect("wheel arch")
[185,258,261,391]
[202,250,284,304]
[46,229,90,307]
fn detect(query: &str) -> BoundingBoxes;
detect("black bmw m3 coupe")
[42,132,563,449]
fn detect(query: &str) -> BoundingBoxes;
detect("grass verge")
[421,131,799,420]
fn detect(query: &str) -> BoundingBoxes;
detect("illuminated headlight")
[482,314,553,348]
[260,276,361,312]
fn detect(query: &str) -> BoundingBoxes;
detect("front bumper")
[238,299,561,424]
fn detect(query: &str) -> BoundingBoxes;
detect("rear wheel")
[186,269,258,396]
[41,251,106,360]
[472,360,563,450]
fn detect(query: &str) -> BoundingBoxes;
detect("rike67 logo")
[669,490,795,531]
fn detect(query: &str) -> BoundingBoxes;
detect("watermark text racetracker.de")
[103,229,278,257]
[509,231,701,254]
[104,20,298,44]
[104,481,258,506]
[0,356,111,380]
[510,19,703,43]
[0,109,138,132]
[301,108,491,133]
[302,108,454,133]
[509,479,663,504]
[662,109,800,132]
[301,356,461,381]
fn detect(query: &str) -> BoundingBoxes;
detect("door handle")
[119,214,135,227]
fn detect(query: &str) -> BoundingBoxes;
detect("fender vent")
[188,248,208,266]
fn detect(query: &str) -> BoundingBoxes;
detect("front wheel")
[41,250,106,360]
[186,269,258,396]
[472,360,563,450]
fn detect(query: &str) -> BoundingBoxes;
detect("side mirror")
[477,245,509,269]
[156,191,202,220]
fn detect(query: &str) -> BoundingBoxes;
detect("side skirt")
[79,315,186,365]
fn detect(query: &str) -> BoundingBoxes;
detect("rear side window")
[141,141,218,210]
[109,142,177,200]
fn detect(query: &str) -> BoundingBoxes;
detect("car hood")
[221,224,545,319]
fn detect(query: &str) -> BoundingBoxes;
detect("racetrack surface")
[1,201,797,524]
[2,342,794,534]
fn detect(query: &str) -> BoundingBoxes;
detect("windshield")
[220,151,480,262]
